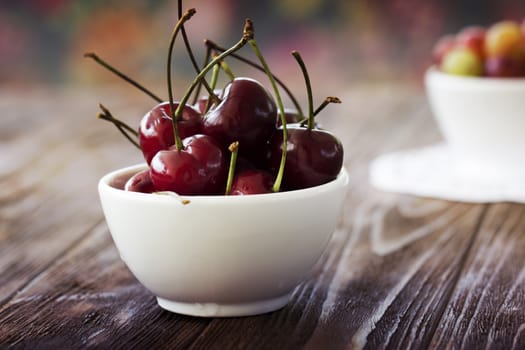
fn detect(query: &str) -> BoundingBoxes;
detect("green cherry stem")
[167,8,196,151]
[299,96,342,127]
[84,52,163,103]
[225,141,239,195]
[191,45,212,105]
[205,39,304,119]
[246,23,287,193]
[173,19,252,123]
[98,103,138,136]
[219,59,235,81]
[177,0,219,104]
[209,56,221,91]
[314,96,341,116]
[203,60,221,113]
[97,104,140,149]
[98,113,141,149]
[291,50,314,130]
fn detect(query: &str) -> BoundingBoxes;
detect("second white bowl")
[425,67,525,178]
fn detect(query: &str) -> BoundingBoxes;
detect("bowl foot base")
[157,293,292,317]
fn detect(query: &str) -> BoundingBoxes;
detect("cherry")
[432,34,456,65]
[148,19,251,196]
[235,156,257,173]
[456,26,486,59]
[125,169,155,193]
[485,55,525,77]
[268,125,343,190]
[90,13,347,196]
[182,134,228,194]
[149,134,226,195]
[194,95,211,114]
[205,39,305,118]
[268,51,343,191]
[224,141,272,195]
[194,89,223,114]
[202,77,278,158]
[138,101,202,164]
[277,108,302,126]
[230,169,273,195]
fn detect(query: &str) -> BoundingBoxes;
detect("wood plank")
[0,223,211,348]
[430,203,525,349]
[299,200,487,350]
[0,89,145,306]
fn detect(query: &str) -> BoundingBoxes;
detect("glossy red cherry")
[149,134,226,195]
[230,169,273,195]
[194,89,222,114]
[202,77,278,159]
[235,156,257,173]
[125,169,156,193]
[276,108,303,126]
[139,101,202,164]
[268,125,343,191]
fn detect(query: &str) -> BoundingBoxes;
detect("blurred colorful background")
[1,0,525,95]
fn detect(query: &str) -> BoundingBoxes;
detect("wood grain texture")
[430,204,525,350]
[1,86,524,349]
[0,90,144,308]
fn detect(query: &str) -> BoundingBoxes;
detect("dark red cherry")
[194,89,223,114]
[202,77,278,159]
[230,169,273,195]
[277,108,302,126]
[268,125,343,191]
[235,156,257,173]
[139,101,202,164]
[149,134,226,195]
[182,134,228,194]
[485,55,525,77]
[125,169,156,193]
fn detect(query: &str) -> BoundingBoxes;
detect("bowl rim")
[425,66,525,87]
[99,163,349,204]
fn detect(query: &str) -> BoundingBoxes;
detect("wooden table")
[1,85,524,349]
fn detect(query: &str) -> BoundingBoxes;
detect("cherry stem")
[174,19,252,122]
[219,59,235,81]
[291,50,315,130]
[191,45,212,105]
[97,113,140,149]
[177,0,219,104]
[97,104,140,149]
[225,141,239,195]
[298,96,342,126]
[167,8,196,151]
[246,25,286,193]
[209,56,221,90]
[314,96,341,116]
[84,53,163,103]
[205,39,304,119]
[203,60,221,113]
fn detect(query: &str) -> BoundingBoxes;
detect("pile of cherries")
[89,5,343,196]
[433,18,525,77]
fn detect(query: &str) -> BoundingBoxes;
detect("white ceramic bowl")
[425,67,525,178]
[98,164,349,317]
